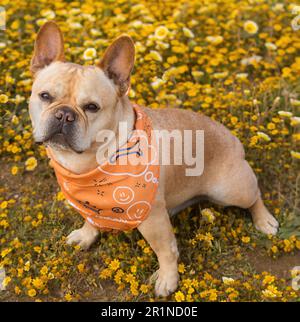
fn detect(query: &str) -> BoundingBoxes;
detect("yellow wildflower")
[109,259,120,271]
[154,26,169,40]
[28,289,37,297]
[83,48,97,60]
[11,166,18,175]
[25,157,38,171]
[244,21,259,34]
[174,291,185,302]
[0,94,8,103]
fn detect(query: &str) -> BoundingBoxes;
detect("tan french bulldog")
[29,22,278,297]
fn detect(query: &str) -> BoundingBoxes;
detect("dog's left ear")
[31,21,65,74]
[99,35,135,96]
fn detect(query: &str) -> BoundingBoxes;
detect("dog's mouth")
[46,133,68,147]
[36,132,83,154]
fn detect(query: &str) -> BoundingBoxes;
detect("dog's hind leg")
[249,193,279,235]
[207,159,278,235]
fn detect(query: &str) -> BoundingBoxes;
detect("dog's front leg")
[66,220,99,250]
[138,200,179,297]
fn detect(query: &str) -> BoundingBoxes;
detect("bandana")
[47,104,160,232]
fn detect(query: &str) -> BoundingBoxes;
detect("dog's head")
[29,21,135,153]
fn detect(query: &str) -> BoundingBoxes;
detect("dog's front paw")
[254,212,279,235]
[66,228,98,250]
[151,269,179,297]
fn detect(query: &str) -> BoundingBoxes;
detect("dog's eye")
[39,91,52,102]
[83,103,100,113]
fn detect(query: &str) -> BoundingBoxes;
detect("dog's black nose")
[55,107,76,123]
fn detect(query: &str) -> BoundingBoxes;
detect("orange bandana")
[47,104,160,232]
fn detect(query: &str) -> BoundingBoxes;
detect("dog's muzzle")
[35,106,81,151]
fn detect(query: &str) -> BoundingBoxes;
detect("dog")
[29,21,279,297]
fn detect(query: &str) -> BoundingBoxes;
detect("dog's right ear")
[31,21,65,74]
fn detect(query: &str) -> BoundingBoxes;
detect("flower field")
[0,0,300,302]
